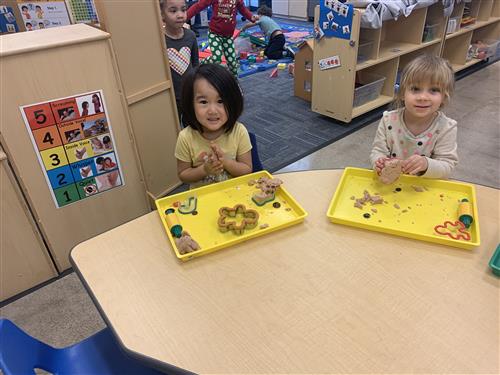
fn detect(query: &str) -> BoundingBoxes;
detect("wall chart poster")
[18,0,71,31]
[20,90,125,208]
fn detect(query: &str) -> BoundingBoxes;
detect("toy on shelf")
[251,177,283,206]
[175,231,200,254]
[218,204,259,235]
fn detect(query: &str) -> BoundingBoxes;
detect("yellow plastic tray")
[327,168,480,250]
[156,171,307,261]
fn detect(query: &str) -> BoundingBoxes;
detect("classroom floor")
[1,50,499,358]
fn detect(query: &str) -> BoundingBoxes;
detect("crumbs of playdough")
[248,179,256,186]
[371,208,378,213]
[402,209,408,213]
[411,185,425,192]
[259,223,269,229]
[273,202,281,208]
[379,159,402,184]
[353,190,384,209]
[363,213,371,218]
[394,203,400,209]
[350,196,355,200]
[285,207,292,211]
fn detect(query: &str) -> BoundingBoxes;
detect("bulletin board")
[0,5,19,33]
[20,90,125,208]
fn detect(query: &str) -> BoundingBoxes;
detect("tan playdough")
[379,159,402,184]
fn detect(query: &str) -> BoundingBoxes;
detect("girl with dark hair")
[175,63,252,188]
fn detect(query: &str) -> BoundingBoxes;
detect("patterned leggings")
[203,31,239,77]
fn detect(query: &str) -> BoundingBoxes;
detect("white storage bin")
[353,72,386,107]
[446,16,461,34]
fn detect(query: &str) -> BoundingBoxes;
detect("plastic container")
[353,72,386,107]
[357,40,374,63]
[446,16,460,34]
[489,244,500,276]
[423,23,440,42]
[155,171,308,261]
[326,168,481,250]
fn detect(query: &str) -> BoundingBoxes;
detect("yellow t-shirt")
[175,122,252,188]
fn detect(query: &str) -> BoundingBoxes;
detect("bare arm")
[240,21,257,32]
[223,150,252,177]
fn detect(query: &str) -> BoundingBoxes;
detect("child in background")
[187,0,258,77]
[161,0,199,126]
[241,5,294,60]
[175,63,252,188]
[371,54,457,179]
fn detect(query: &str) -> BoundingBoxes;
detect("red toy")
[434,220,471,241]
[269,68,278,78]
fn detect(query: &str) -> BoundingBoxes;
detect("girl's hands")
[374,157,391,175]
[251,15,259,22]
[402,155,428,175]
[203,142,224,176]
[203,158,223,175]
[210,142,224,161]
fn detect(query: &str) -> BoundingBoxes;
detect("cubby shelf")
[311,0,499,122]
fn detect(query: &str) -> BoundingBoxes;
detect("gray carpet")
[239,68,382,172]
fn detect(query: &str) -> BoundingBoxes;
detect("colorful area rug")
[197,21,313,78]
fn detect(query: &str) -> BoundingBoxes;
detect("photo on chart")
[96,170,121,191]
[94,152,117,173]
[76,93,103,117]
[82,116,108,138]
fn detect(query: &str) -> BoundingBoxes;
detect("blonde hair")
[395,54,454,109]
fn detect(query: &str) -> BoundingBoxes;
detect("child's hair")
[181,63,243,133]
[82,101,89,108]
[257,5,272,17]
[396,54,454,109]
[22,5,28,11]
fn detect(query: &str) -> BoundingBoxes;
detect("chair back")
[0,318,165,375]
[248,131,264,172]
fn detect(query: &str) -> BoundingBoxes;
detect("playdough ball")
[379,159,402,184]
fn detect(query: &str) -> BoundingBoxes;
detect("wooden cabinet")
[272,0,307,19]
[442,0,500,72]
[0,149,57,301]
[1,24,150,271]
[95,0,181,199]
[311,1,499,123]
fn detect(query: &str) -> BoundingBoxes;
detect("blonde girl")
[371,54,458,179]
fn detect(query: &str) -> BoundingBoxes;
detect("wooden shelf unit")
[443,0,500,72]
[312,0,499,122]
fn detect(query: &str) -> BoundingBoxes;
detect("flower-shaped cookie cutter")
[218,204,259,235]
[434,220,471,241]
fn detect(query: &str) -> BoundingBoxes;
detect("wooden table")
[71,170,500,374]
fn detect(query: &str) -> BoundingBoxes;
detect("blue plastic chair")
[248,131,264,172]
[0,319,165,375]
